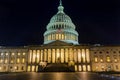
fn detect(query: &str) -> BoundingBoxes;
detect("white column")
[74,49,77,63]
[86,49,90,63]
[65,49,68,63]
[78,49,82,63]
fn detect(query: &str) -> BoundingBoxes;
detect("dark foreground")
[0,72,120,80]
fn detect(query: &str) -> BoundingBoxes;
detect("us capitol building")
[0,0,120,72]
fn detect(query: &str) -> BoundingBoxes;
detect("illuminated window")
[11,59,14,63]
[83,65,86,71]
[52,34,54,40]
[75,65,77,71]
[17,58,20,63]
[5,59,8,63]
[64,34,67,40]
[100,59,103,62]
[95,66,98,70]
[32,66,35,72]
[71,35,75,40]
[61,34,64,40]
[53,34,55,40]
[18,53,20,55]
[79,65,82,71]
[1,53,3,56]
[56,34,59,40]
[114,59,118,62]
[87,65,91,71]
[36,66,38,72]
[23,53,26,55]
[94,57,98,62]
[101,66,105,71]
[14,66,18,70]
[6,53,8,56]
[48,35,50,40]
[22,58,25,63]
[27,66,31,72]
[106,56,110,62]
[49,35,51,40]
[12,53,15,55]
[58,34,61,39]
[0,59,3,63]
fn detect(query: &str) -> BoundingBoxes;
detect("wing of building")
[0,0,120,72]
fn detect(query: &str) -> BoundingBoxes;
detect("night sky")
[0,0,119,46]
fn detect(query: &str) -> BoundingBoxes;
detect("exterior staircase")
[42,63,74,72]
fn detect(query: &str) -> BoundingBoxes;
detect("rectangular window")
[27,66,31,72]
[5,59,8,64]
[83,65,86,71]
[94,57,98,62]
[106,56,110,62]
[17,58,20,63]
[22,58,25,63]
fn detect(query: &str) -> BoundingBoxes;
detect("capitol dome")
[44,0,79,44]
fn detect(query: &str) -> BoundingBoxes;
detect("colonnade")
[45,33,78,41]
[28,48,91,72]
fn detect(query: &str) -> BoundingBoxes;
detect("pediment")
[44,40,73,46]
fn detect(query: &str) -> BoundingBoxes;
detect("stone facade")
[91,46,120,72]
[0,47,27,72]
